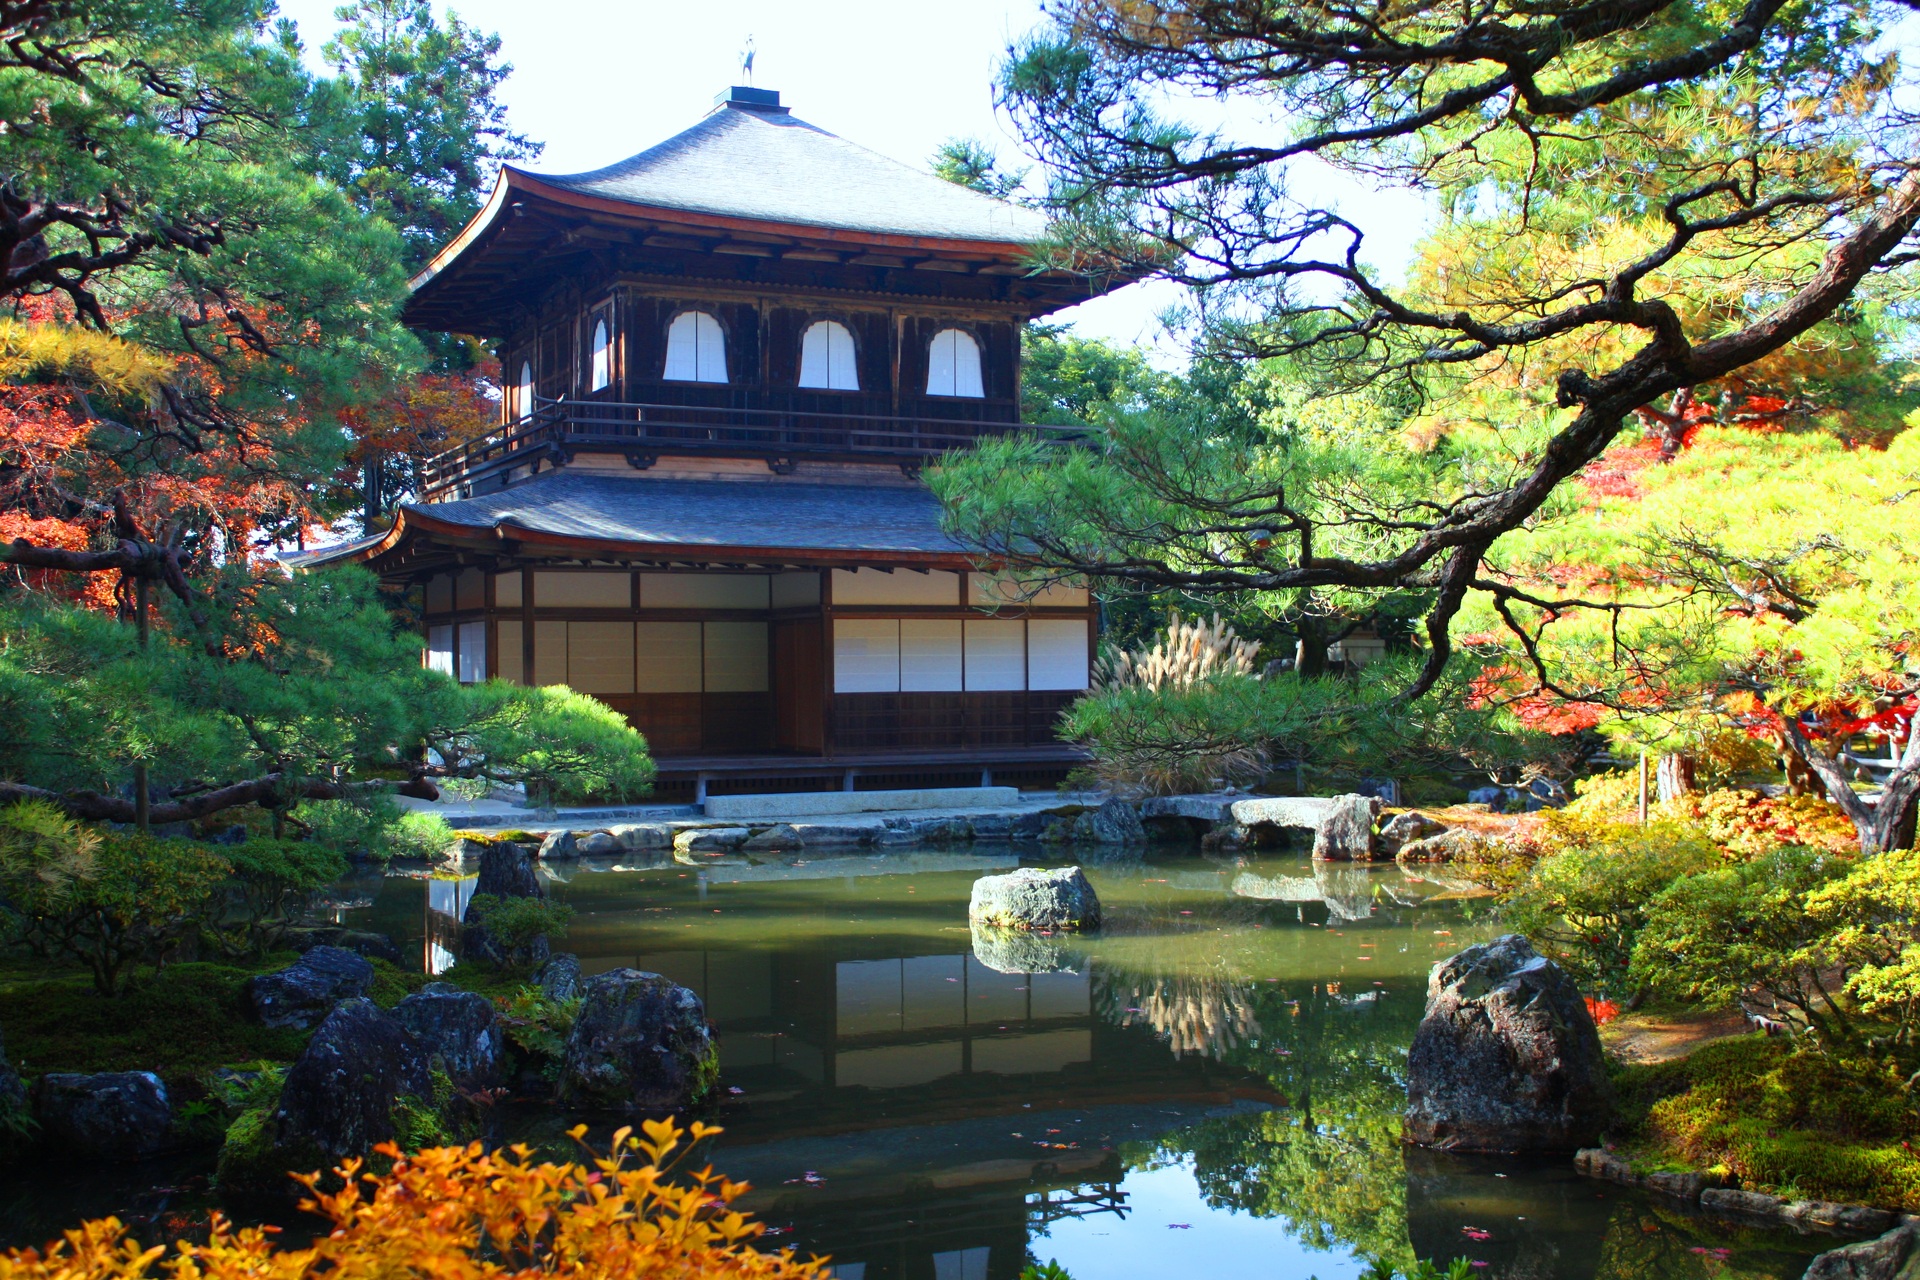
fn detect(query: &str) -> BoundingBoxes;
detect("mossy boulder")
[245,946,374,1030]
[220,997,433,1196]
[968,866,1101,931]
[0,1026,27,1140]
[555,969,717,1113]
[1405,934,1612,1154]
[393,983,504,1088]
[35,1070,175,1161]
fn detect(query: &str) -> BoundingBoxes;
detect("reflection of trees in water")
[1586,1203,1816,1280]
[1141,980,1422,1270]
[1093,965,1263,1060]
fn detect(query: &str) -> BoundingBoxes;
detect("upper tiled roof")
[528,98,1049,246]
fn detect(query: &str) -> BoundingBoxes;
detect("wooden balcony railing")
[417,397,1082,500]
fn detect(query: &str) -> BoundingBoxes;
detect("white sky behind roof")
[271,0,1433,364]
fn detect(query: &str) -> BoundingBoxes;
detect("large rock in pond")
[1377,811,1446,856]
[473,839,545,898]
[969,866,1101,931]
[1404,934,1612,1153]
[556,970,718,1113]
[246,945,374,1030]
[1803,1221,1920,1280]
[229,998,431,1189]
[536,952,583,1003]
[394,983,503,1087]
[1088,798,1146,845]
[0,1026,26,1126]
[34,1071,174,1160]
[1312,793,1380,861]
[462,841,549,966]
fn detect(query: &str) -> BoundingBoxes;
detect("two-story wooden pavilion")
[298,87,1126,801]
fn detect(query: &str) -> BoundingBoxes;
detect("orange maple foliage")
[342,362,501,471]
[0,299,340,611]
[0,1121,823,1280]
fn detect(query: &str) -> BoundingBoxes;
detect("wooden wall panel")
[614,693,702,755]
[704,692,775,753]
[773,618,824,752]
[826,692,1078,752]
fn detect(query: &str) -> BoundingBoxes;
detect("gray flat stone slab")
[705,786,1019,820]
[1140,795,1240,823]
[1229,797,1335,829]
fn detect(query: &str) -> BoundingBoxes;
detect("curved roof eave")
[407,168,1056,306]
[305,506,986,572]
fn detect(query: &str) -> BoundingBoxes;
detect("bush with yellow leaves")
[0,1120,823,1280]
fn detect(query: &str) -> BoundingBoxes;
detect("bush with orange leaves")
[0,1121,823,1280]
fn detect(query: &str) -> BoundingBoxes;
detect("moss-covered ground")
[1609,1034,1920,1211]
[0,954,437,1087]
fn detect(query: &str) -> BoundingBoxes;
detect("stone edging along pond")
[1575,1147,1916,1236]
[442,793,1409,863]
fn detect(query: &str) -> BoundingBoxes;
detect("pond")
[1,848,1836,1279]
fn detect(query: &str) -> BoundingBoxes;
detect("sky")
[269,0,1433,364]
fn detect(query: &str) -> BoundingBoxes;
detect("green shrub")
[385,810,456,861]
[299,796,399,861]
[495,985,580,1076]
[1807,848,1920,1040]
[1501,819,1719,998]
[466,894,573,969]
[298,796,454,863]
[213,838,348,956]
[425,682,655,811]
[0,807,230,995]
[1630,847,1857,1044]
[1612,1037,1920,1209]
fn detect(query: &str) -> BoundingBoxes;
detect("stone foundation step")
[703,785,1020,821]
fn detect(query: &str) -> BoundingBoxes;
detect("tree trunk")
[133,574,150,833]
[1772,730,1817,795]
[1294,616,1330,678]
[1779,713,1920,854]
[1655,752,1698,804]
[0,773,359,826]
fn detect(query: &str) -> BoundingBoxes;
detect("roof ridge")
[512,101,1047,246]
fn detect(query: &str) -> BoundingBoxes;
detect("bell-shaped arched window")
[799,320,859,391]
[926,328,984,398]
[515,359,535,422]
[663,310,727,383]
[588,319,611,392]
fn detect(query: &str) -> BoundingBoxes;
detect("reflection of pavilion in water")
[422,875,1272,1280]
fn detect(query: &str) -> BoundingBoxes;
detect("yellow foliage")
[0,1120,824,1280]
[1553,773,1855,858]
[0,321,171,398]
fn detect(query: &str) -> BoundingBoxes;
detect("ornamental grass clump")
[1074,611,1269,795]
[0,1120,823,1280]
[1092,610,1260,692]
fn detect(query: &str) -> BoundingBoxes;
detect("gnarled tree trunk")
[1655,753,1698,804]
[1779,715,1920,855]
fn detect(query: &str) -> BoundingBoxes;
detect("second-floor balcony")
[418,395,1083,501]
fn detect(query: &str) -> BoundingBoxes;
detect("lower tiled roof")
[291,470,969,566]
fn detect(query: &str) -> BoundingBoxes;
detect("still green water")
[323,848,1825,1280]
